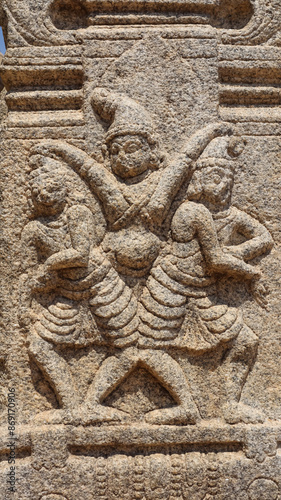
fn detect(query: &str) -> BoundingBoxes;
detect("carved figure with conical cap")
[25,88,267,427]
[91,87,162,180]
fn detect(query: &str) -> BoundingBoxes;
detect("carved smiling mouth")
[112,161,146,178]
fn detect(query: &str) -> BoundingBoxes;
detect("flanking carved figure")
[141,137,273,423]
[19,88,273,426]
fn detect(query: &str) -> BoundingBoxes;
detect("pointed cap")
[197,135,246,170]
[91,87,156,144]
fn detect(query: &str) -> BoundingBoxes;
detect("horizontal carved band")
[50,0,253,29]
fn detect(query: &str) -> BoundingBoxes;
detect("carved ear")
[149,152,161,170]
[28,154,45,172]
[187,171,203,201]
[228,136,247,158]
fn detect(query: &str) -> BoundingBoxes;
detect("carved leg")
[140,350,200,425]
[79,347,138,424]
[221,325,264,424]
[29,331,80,425]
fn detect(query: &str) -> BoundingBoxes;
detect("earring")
[101,144,108,159]
[149,153,160,169]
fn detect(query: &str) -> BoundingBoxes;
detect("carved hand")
[212,122,234,137]
[222,245,245,260]
[182,122,234,161]
[33,264,58,288]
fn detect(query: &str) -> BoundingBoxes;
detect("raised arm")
[145,122,233,224]
[182,122,233,160]
[31,142,129,223]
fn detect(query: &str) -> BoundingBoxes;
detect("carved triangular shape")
[104,366,176,419]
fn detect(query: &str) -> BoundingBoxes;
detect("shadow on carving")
[219,65,281,107]
[69,441,242,458]
[50,0,89,30]
[104,366,176,419]
[29,357,60,410]
[213,0,253,29]
[0,358,7,419]
[219,67,281,86]
[50,0,253,29]
[0,446,31,463]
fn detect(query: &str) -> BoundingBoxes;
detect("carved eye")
[212,174,222,185]
[125,141,141,154]
[111,144,120,155]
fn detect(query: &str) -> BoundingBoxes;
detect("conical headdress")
[197,135,246,170]
[91,88,156,144]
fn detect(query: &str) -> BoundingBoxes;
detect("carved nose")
[118,150,126,159]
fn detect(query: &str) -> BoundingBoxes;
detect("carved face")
[201,166,233,207]
[108,134,154,179]
[30,173,67,213]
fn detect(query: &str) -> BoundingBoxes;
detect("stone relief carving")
[19,88,273,427]
[247,478,279,500]
[3,0,280,47]
[221,0,281,45]
[1,0,281,496]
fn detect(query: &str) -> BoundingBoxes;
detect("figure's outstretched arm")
[145,122,233,224]
[31,142,129,223]
[181,122,233,160]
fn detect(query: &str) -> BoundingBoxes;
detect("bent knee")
[237,324,259,349]
[28,332,54,356]
[229,324,258,360]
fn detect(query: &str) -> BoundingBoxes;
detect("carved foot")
[145,405,199,425]
[33,409,73,425]
[33,405,130,426]
[76,404,131,425]
[223,402,265,425]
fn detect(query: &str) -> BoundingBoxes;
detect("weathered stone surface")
[0,0,281,498]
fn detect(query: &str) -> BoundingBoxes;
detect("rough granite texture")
[0,0,281,499]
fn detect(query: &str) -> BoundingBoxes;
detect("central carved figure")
[19,89,273,427]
